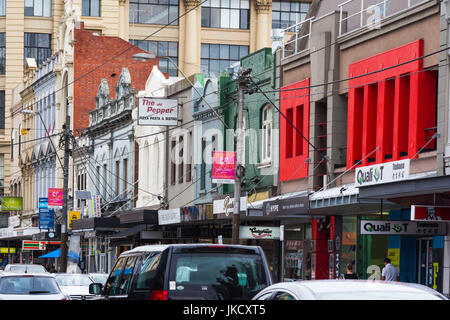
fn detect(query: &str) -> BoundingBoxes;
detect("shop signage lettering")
[158,208,181,225]
[239,226,280,240]
[360,220,446,235]
[138,98,178,126]
[213,197,247,215]
[355,159,410,187]
[262,196,309,216]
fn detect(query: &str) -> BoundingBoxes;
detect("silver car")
[4,264,48,273]
[252,280,448,300]
[0,272,68,300]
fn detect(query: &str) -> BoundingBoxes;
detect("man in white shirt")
[381,258,400,281]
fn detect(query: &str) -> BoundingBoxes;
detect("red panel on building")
[347,39,437,169]
[280,79,310,181]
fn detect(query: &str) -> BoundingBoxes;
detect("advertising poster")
[138,98,178,126]
[1,197,23,211]
[212,151,236,184]
[48,188,63,206]
[411,205,450,221]
[68,211,81,230]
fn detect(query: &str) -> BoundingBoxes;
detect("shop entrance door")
[417,238,433,287]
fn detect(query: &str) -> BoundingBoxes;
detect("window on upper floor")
[115,160,120,196]
[123,158,128,196]
[24,33,52,67]
[82,0,101,17]
[130,0,179,26]
[272,1,310,29]
[201,43,248,77]
[130,40,178,77]
[0,0,5,16]
[261,104,272,164]
[201,0,249,29]
[25,0,52,17]
[0,154,4,197]
[0,33,5,75]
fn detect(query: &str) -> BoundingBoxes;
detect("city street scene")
[0,0,449,302]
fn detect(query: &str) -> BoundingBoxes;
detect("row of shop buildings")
[0,0,450,297]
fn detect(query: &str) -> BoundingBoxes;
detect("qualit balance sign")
[360,220,446,236]
[138,97,178,126]
[355,159,410,187]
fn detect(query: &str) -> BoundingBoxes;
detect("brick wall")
[74,22,159,132]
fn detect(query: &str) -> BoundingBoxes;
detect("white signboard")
[355,159,410,187]
[360,220,446,236]
[158,208,181,225]
[213,197,247,215]
[138,98,178,126]
[239,226,281,240]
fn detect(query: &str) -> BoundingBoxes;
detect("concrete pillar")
[255,0,272,50]
[183,0,201,76]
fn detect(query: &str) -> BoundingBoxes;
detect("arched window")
[261,104,272,163]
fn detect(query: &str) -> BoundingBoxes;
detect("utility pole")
[232,68,251,244]
[60,119,71,272]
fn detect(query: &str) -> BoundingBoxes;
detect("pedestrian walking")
[50,265,56,273]
[381,258,400,281]
[344,262,358,279]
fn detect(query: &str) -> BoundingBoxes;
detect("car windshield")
[55,275,93,287]
[0,276,60,295]
[169,253,268,300]
[90,274,108,284]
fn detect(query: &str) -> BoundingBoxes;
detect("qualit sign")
[138,97,178,126]
[355,159,410,187]
[360,220,446,236]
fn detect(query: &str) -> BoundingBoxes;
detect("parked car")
[0,272,68,300]
[88,273,109,286]
[55,273,96,300]
[4,264,48,274]
[252,280,448,300]
[90,244,273,300]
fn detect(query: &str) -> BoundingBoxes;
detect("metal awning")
[117,208,158,226]
[72,217,120,231]
[109,224,153,239]
[358,174,450,207]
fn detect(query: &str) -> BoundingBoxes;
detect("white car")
[252,280,448,300]
[0,272,68,300]
[4,264,48,274]
[54,273,96,300]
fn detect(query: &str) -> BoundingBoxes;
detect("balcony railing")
[338,0,432,37]
[281,16,314,60]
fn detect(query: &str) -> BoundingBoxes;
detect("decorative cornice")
[255,0,272,13]
[184,0,202,10]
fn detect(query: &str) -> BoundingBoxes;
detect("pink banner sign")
[212,151,236,184]
[48,188,63,206]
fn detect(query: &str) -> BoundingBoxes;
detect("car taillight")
[150,290,168,300]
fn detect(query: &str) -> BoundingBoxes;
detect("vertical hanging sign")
[212,151,236,184]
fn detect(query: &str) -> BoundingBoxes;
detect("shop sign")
[213,196,247,215]
[39,208,54,230]
[158,208,181,225]
[285,240,303,251]
[360,220,446,235]
[22,241,46,250]
[68,211,81,230]
[0,248,16,254]
[355,159,410,187]
[138,98,178,126]
[411,205,450,221]
[263,195,309,216]
[48,188,63,207]
[212,151,236,184]
[1,197,23,211]
[239,226,280,240]
[91,195,102,217]
[181,206,206,222]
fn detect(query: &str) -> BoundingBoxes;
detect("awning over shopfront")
[38,248,80,260]
[358,174,450,207]
[118,208,158,226]
[109,224,152,239]
[309,184,401,215]
[71,217,120,233]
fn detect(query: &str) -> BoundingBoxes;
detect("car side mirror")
[89,283,103,295]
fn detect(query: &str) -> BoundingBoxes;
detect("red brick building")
[73,22,159,133]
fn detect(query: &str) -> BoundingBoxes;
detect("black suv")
[90,244,273,300]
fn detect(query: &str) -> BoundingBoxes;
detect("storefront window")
[283,224,311,281]
[340,216,357,278]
